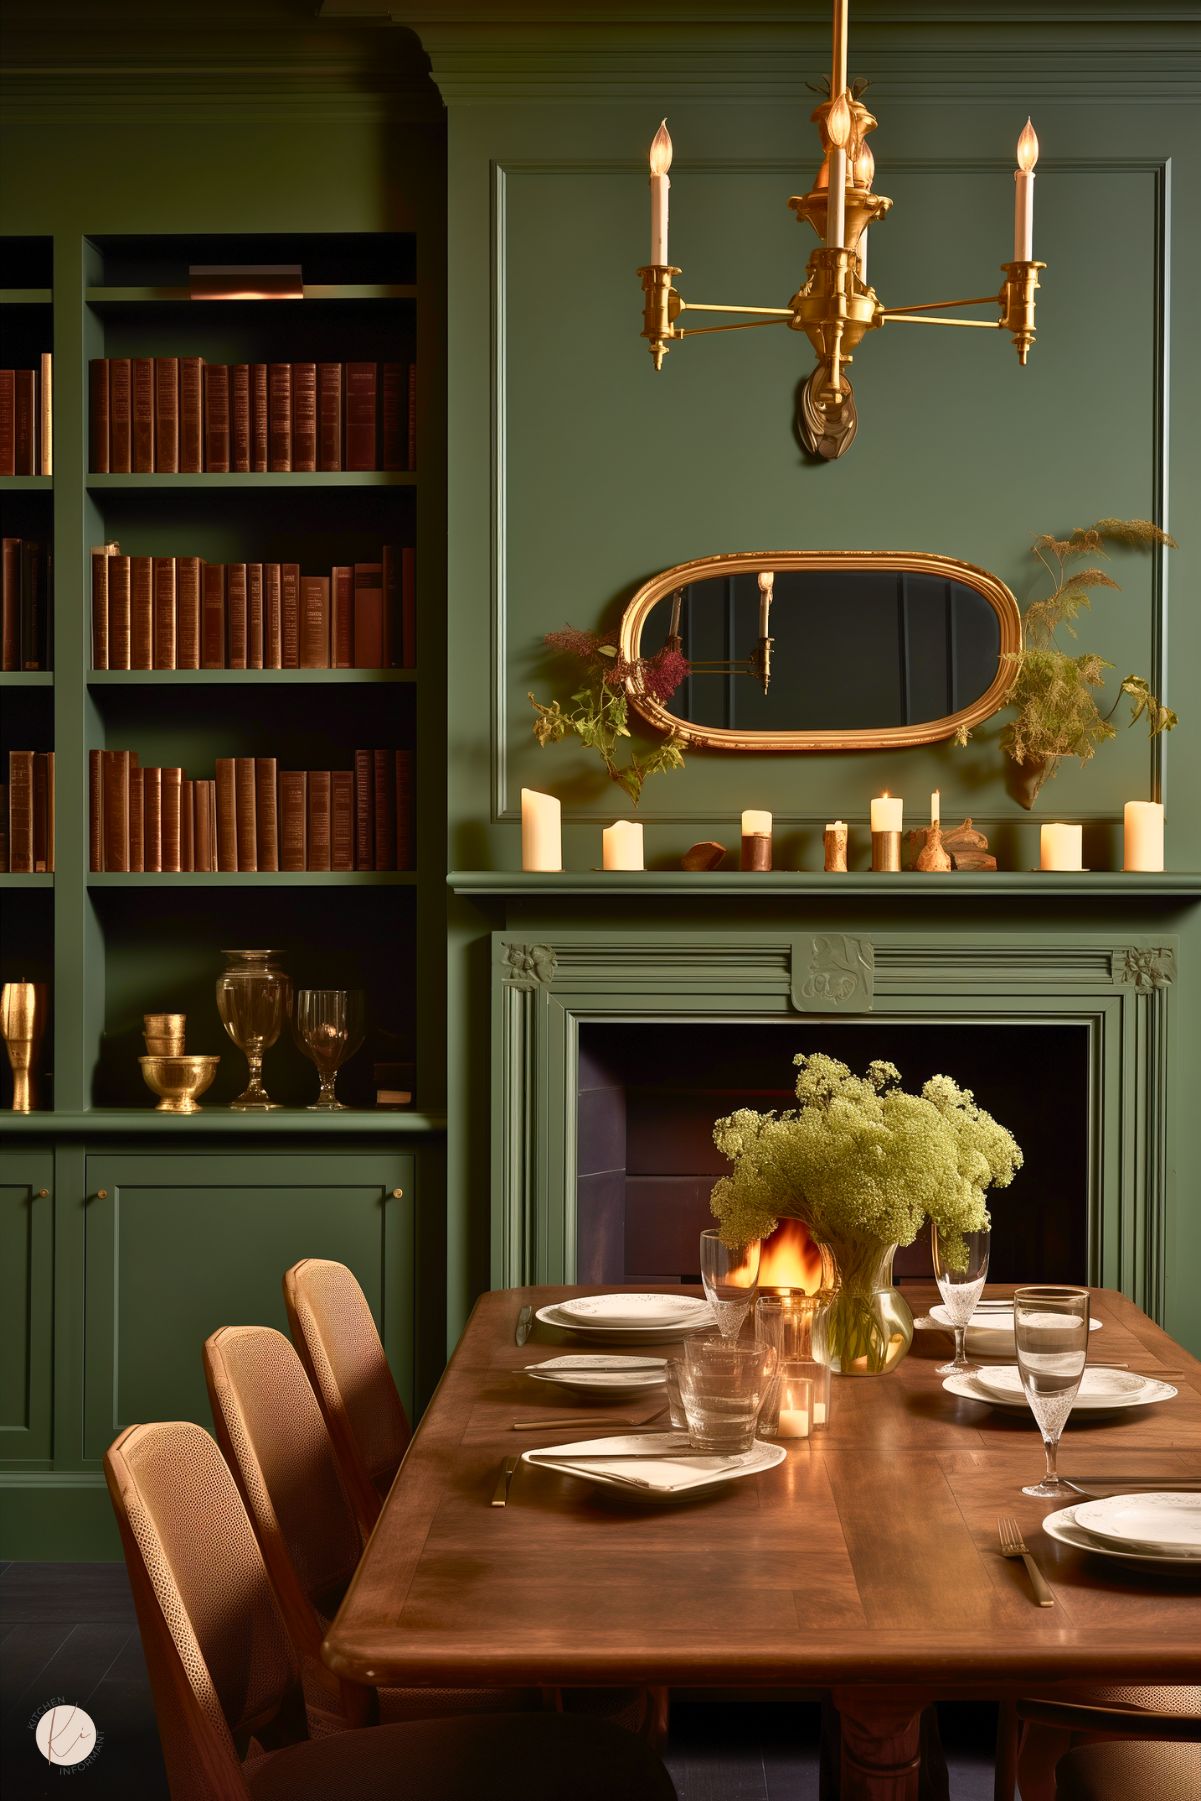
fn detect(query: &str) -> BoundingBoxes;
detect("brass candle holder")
[824,824,849,872]
[1,981,48,1112]
[871,830,901,873]
[741,833,772,872]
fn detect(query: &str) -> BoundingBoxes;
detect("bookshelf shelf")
[0,288,52,305]
[87,668,417,687]
[87,471,416,490]
[1,475,52,490]
[87,870,417,888]
[0,873,54,889]
[85,283,418,305]
[1,1107,446,1137]
[0,672,54,687]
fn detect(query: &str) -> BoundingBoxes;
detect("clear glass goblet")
[700,1229,761,1342]
[293,988,364,1111]
[1014,1284,1090,1498]
[932,1224,991,1376]
[215,950,291,1111]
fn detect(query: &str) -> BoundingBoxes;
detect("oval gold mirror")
[618,550,1021,751]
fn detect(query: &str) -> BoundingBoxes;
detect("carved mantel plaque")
[792,935,875,1012]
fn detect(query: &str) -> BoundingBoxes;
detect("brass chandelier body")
[637,0,1045,460]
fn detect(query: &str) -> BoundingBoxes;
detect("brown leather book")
[234,757,257,871]
[306,769,332,871]
[292,362,317,471]
[401,545,416,668]
[132,358,155,473]
[43,751,55,872]
[251,363,268,471]
[0,782,7,871]
[201,563,226,668]
[406,361,417,469]
[353,749,373,869]
[382,544,398,668]
[317,362,342,469]
[177,556,201,669]
[204,364,230,473]
[352,562,384,669]
[247,564,264,669]
[153,557,177,669]
[254,756,278,871]
[231,364,251,472]
[382,363,405,471]
[108,555,132,670]
[89,359,109,472]
[108,359,132,473]
[88,749,103,871]
[264,563,283,669]
[32,752,49,871]
[372,748,396,871]
[331,770,354,871]
[278,771,307,871]
[299,575,329,668]
[268,363,292,472]
[18,540,44,671]
[8,750,34,873]
[13,370,35,474]
[90,542,118,670]
[281,563,300,668]
[162,767,183,873]
[226,564,248,669]
[130,556,154,670]
[395,748,414,871]
[154,358,179,473]
[344,362,377,470]
[180,778,194,871]
[215,758,237,872]
[143,766,162,872]
[0,368,15,477]
[1,537,18,671]
[193,779,213,873]
[38,353,52,477]
[102,750,130,872]
[331,565,353,667]
[180,357,203,473]
[127,752,142,872]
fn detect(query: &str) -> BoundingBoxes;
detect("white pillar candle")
[757,570,773,637]
[521,788,561,872]
[602,820,644,871]
[648,120,672,265]
[1014,118,1039,261]
[1124,801,1164,872]
[931,788,941,828]
[778,1407,810,1439]
[870,794,903,833]
[742,810,772,838]
[1040,822,1082,871]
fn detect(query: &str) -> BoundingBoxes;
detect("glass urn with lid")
[215,950,292,1110]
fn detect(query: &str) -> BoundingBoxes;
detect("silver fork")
[997,1514,1054,1606]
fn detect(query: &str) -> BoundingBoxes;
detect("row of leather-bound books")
[90,546,414,671]
[0,357,52,476]
[88,358,414,474]
[89,749,413,874]
[0,751,54,873]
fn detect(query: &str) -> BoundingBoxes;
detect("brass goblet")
[139,1054,220,1114]
[1,981,48,1112]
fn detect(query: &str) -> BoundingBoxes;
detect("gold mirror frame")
[618,549,1022,752]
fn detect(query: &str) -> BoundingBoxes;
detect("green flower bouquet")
[711,1054,1023,1375]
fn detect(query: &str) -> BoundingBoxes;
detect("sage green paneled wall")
[430,12,1201,1339]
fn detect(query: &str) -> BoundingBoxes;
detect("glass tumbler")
[215,950,291,1111]
[681,1337,776,1456]
[757,1293,833,1434]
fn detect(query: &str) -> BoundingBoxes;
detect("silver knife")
[491,1456,519,1505]
[514,1304,533,1346]
[1063,1477,1201,1497]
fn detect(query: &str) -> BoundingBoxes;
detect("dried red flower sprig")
[530,623,690,806]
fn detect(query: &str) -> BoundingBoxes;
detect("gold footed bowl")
[139,1054,220,1114]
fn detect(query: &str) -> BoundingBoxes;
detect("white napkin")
[523,1432,773,1494]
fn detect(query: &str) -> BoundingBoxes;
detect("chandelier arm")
[675,317,794,338]
[677,302,795,316]
[879,314,1004,330]
[877,294,1003,315]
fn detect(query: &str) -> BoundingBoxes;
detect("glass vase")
[215,950,291,1111]
[811,1238,914,1377]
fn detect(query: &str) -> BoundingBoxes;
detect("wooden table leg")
[832,1688,927,1801]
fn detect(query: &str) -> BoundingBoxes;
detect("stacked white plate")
[919,1303,1104,1359]
[524,1354,668,1398]
[534,1293,715,1340]
[943,1364,1177,1414]
[1043,1493,1201,1571]
[521,1431,785,1503]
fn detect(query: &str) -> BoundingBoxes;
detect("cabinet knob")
[391,1187,404,1200]
[35,1187,49,1199]
[96,1188,109,1201]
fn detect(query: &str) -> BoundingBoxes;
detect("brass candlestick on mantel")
[824,823,849,872]
[1,981,48,1112]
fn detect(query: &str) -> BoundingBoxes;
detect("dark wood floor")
[1,1562,998,1799]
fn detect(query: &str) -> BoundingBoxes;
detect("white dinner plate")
[524,1354,668,1396]
[923,1305,1104,1355]
[941,1369,1177,1414]
[534,1301,714,1340]
[1070,1492,1201,1555]
[554,1293,713,1329]
[521,1432,786,1503]
[1042,1503,1201,1573]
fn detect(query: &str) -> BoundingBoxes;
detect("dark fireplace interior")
[576,1021,1088,1289]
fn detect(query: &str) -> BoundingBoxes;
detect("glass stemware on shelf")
[1014,1284,1090,1497]
[699,1229,761,1341]
[293,988,364,1111]
[932,1223,991,1376]
[214,950,292,1111]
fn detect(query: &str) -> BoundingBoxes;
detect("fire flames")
[727,1217,827,1293]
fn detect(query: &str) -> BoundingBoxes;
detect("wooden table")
[326,1285,1201,1799]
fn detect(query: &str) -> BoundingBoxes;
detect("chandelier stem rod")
[880,315,1003,329]
[832,0,849,99]
[678,302,795,316]
[676,317,793,338]
[879,295,1003,315]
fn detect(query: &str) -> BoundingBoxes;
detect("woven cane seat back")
[1055,1742,1201,1801]
[1065,1686,1200,1717]
[283,1259,410,1527]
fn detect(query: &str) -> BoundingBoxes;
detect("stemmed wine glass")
[293,989,364,1111]
[699,1229,761,1342]
[215,950,291,1111]
[1014,1285,1090,1497]
[932,1224,990,1376]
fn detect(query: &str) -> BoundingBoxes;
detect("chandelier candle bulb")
[648,121,672,266]
[1124,801,1165,872]
[1040,822,1082,871]
[520,788,562,872]
[1014,118,1039,261]
[602,820,645,871]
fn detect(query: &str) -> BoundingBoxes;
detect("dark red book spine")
[13,370,35,475]
[317,362,342,470]
[354,749,374,869]
[201,563,226,668]
[132,358,155,473]
[382,363,405,470]
[344,362,377,470]
[234,757,257,871]
[331,770,354,871]
[180,778,194,872]
[102,750,130,872]
[162,768,183,873]
[108,555,131,670]
[108,360,132,472]
[279,772,306,872]
[226,563,248,669]
[89,749,103,872]
[180,357,203,473]
[382,544,398,669]
[332,565,353,668]
[215,758,237,872]
[153,557,177,669]
[0,369,15,477]
[299,575,329,668]
[231,363,251,473]
[143,766,162,872]
[128,752,144,874]
[352,562,384,669]
[177,557,201,669]
[292,362,317,471]
[372,748,396,871]
[268,364,292,472]
[251,364,268,471]
[204,364,230,473]
[306,769,331,871]
[255,757,278,871]
[281,563,300,668]
[130,556,154,669]
[90,544,112,671]
[247,564,264,670]
[264,563,283,669]
[155,357,179,473]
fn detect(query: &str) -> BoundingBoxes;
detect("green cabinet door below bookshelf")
[0,1148,54,1464]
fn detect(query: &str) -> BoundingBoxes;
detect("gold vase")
[0,981,48,1112]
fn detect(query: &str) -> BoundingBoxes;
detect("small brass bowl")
[139,1054,220,1114]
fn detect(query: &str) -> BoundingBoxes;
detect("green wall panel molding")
[0,1154,54,1465]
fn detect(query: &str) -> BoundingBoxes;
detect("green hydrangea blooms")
[711,1053,1023,1271]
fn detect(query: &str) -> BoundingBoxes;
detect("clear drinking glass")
[700,1229,761,1341]
[755,1292,833,1435]
[664,1359,688,1430]
[681,1337,776,1456]
[215,950,291,1111]
[293,988,364,1110]
[1014,1285,1090,1497]
[932,1224,991,1376]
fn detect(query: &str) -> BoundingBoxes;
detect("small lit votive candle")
[602,820,644,870]
[1040,822,1082,871]
[1124,801,1164,872]
[776,1363,813,1439]
[521,788,562,872]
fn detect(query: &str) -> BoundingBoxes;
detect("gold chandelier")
[637,0,1044,460]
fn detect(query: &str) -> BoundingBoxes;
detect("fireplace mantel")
[450,870,1201,901]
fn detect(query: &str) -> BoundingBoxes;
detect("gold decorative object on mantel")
[824,823,849,872]
[682,841,727,871]
[638,0,1045,458]
[908,818,998,873]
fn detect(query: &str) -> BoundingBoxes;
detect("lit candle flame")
[827,90,853,150]
[649,120,673,177]
[1017,118,1039,173]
